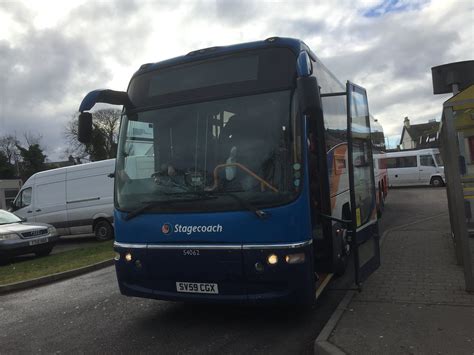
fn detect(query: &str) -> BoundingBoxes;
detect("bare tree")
[64,109,121,161]
[23,132,43,147]
[64,114,88,160]
[0,134,20,165]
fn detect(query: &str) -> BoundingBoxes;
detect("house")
[0,179,22,210]
[399,117,440,150]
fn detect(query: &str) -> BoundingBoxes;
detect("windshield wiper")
[216,191,269,220]
[124,195,218,221]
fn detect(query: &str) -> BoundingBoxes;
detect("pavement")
[316,188,474,355]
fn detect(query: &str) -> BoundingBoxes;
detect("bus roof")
[132,37,316,78]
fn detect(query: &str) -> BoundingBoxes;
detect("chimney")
[404,116,410,128]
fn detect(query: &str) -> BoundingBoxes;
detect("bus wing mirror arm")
[78,89,133,144]
[79,89,133,112]
[296,76,321,115]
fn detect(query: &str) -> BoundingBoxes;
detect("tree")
[16,143,46,181]
[65,109,120,161]
[0,151,15,178]
[0,134,20,168]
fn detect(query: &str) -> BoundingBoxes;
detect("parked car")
[0,209,59,261]
[383,148,445,187]
[10,159,115,240]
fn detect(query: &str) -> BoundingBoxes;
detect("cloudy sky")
[0,0,472,160]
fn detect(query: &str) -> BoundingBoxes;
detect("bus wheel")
[377,190,384,218]
[430,177,444,187]
[335,229,350,276]
[94,220,114,241]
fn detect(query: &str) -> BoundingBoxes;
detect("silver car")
[0,209,59,261]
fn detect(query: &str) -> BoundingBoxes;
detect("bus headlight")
[285,253,305,264]
[114,252,121,261]
[267,254,278,265]
[125,252,133,262]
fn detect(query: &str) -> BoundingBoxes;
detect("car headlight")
[47,226,57,236]
[0,233,20,240]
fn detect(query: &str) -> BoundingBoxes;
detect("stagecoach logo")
[161,223,224,236]
[162,223,172,235]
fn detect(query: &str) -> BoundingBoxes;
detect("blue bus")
[78,37,380,305]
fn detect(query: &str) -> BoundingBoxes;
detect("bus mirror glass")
[296,76,319,114]
[78,112,93,143]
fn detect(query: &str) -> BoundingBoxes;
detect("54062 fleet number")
[183,249,200,256]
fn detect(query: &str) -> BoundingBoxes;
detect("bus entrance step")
[315,273,334,299]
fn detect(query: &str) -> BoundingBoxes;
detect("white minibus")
[384,148,444,187]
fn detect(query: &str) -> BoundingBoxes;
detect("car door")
[347,82,380,285]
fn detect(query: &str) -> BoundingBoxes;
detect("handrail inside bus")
[206,163,279,193]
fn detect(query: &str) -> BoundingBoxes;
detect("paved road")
[0,187,447,354]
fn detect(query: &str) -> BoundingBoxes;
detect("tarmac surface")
[2,187,469,354]
[325,188,474,354]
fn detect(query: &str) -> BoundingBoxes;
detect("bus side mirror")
[78,112,93,144]
[297,76,320,115]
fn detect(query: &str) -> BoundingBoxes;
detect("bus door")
[346,82,381,286]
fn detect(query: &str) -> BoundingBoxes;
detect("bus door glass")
[346,82,380,285]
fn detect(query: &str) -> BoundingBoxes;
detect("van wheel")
[94,220,114,241]
[35,246,53,257]
[431,177,444,187]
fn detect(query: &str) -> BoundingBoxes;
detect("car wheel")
[0,255,11,265]
[431,177,444,187]
[35,246,53,257]
[94,220,114,241]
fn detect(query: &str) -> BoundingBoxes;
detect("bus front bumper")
[114,241,315,305]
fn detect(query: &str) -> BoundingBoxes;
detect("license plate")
[29,237,48,246]
[176,282,219,294]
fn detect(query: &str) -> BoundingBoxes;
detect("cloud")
[215,0,264,26]
[0,0,472,160]
[363,0,429,18]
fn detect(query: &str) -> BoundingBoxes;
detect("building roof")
[400,121,440,148]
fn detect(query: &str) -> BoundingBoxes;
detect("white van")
[10,159,115,240]
[384,148,445,187]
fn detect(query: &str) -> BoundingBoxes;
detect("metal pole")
[444,106,474,291]
[441,123,464,264]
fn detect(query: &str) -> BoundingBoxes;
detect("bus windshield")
[116,90,301,213]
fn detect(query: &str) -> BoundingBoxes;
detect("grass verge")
[0,240,114,285]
